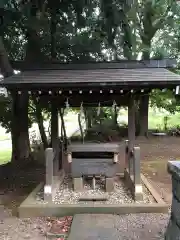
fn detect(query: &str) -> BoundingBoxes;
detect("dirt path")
[138,136,179,203]
[116,136,179,203]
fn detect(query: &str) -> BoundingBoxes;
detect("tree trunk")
[18,11,46,162]
[11,94,19,162]
[0,37,14,161]
[84,108,92,129]
[59,108,67,142]
[33,97,48,149]
[141,36,151,60]
[11,92,31,162]
[50,9,57,60]
[0,37,30,163]
[0,36,13,77]
[138,39,151,137]
[12,26,44,163]
[78,113,84,143]
[113,105,118,126]
[87,113,92,129]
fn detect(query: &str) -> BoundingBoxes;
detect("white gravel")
[36,175,155,205]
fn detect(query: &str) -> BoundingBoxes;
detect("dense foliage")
[0,0,180,161]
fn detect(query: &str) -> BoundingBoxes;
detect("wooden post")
[51,97,59,175]
[105,178,114,192]
[59,139,63,170]
[133,146,143,200]
[113,153,118,163]
[128,96,136,176]
[44,148,54,202]
[67,153,72,163]
[125,140,129,171]
[139,95,149,137]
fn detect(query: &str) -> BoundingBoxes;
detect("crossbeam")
[67,142,121,153]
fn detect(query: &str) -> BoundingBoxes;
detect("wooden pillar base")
[44,148,54,202]
[124,169,143,201]
[105,177,114,192]
[92,177,96,190]
[134,184,143,201]
[44,184,53,202]
[73,177,83,192]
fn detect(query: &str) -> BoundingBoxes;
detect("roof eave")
[1,80,179,91]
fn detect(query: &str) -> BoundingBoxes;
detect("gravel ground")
[36,175,155,205]
[0,206,170,240]
[68,213,170,240]
[0,206,49,240]
[53,176,155,204]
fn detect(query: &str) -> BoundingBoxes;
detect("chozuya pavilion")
[0,60,180,224]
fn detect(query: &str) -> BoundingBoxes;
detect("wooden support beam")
[139,95,149,137]
[128,96,136,176]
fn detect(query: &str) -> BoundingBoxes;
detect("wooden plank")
[141,174,166,204]
[68,143,121,153]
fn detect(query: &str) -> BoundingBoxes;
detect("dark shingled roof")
[1,68,180,89]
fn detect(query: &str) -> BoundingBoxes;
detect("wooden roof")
[1,67,180,91]
[9,59,176,70]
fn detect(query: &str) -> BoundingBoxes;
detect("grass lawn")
[119,108,180,130]
[0,150,11,165]
[0,135,11,141]
[149,110,180,129]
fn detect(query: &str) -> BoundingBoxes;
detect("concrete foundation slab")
[18,175,169,218]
